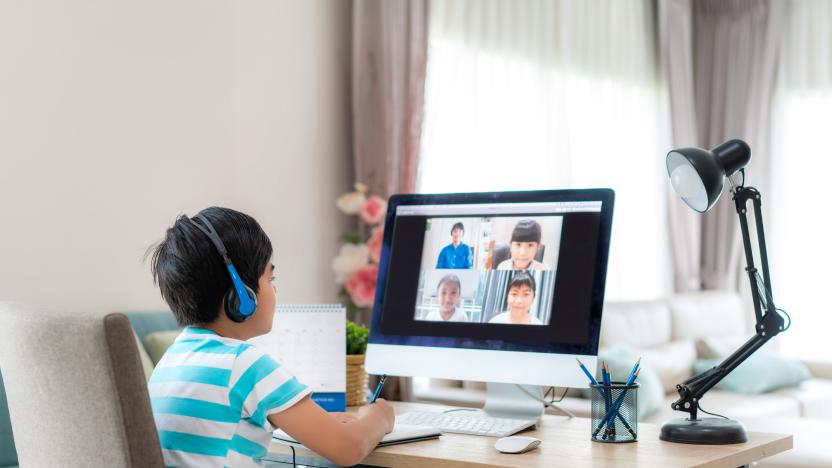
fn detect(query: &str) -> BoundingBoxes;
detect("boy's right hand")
[359,398,395,433]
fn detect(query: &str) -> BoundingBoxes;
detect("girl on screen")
[497,219,545,271]
[488,272,543,325]
[424,274,468,322]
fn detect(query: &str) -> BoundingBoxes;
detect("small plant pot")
[346,354,369,406]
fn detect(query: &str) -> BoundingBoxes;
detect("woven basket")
[346,354,369,406]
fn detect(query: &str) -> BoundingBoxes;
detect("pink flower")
[344,264,378,308]
[367,227,384,263]
[360,195,387,225]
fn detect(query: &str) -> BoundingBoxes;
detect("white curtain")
[769,0,832,358]
[417,0,673,301]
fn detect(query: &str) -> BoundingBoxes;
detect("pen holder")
[590,382,638,443]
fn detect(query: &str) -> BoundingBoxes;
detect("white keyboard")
[396,411,536,438]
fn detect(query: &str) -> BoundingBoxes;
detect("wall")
[0,0,353,311]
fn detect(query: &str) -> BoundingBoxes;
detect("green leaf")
[346,320,369,355]
[341,232,363,244]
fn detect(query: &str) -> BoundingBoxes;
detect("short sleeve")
[229,346,311,430]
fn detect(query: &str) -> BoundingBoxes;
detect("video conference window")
[415,215,562,326]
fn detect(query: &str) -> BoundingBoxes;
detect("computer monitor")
[366,189,614,417]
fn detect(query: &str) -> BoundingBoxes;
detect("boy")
[488,272,543,325]
[435,222,473,269]
[149,206,394,467]
[496,219,546,271]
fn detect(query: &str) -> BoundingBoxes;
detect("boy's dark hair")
[436,274,462,293]
[451,222,465,235]
[149,207,273,326]
[507,271,536,295]
[510,219,542,244]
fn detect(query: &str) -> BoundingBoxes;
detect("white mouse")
[494,435,541,454]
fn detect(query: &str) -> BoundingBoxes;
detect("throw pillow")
[695,334,771,360]
[595,346,665,419]
[144,329,182,365]
[692,354,811,395]
[637,340,697,393]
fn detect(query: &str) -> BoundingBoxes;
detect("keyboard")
[396,411,536,438]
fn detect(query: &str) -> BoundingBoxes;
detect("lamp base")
[659,417,748,445]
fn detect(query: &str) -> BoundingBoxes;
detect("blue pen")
[371,375,387,403]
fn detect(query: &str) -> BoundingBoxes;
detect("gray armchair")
[0,303,163,467]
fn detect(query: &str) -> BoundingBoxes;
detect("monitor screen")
[368,189,613,361]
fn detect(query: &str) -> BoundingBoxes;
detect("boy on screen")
[488,272,543,325]
[497,219,545,271]
[436,222,473,269]
[423,274,468,322]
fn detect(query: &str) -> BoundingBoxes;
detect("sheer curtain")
[770,0,832,359]
[417,0,672,301]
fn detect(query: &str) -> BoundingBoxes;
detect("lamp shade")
[665,139,751,213]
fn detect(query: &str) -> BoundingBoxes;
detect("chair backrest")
[491,243,546,268]
[0,303,164,467]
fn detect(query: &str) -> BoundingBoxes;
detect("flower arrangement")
[333,182,387,319]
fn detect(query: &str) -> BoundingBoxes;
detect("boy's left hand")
[331,412,358,424]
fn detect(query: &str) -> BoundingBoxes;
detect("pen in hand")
[371,374,387,403]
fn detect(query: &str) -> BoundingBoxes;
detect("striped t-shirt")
[148,327,310,467]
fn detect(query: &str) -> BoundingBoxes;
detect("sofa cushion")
[772,378,832,419]
[668,290,746,341]
[601,300,671,348]
[638,340,697,393]
[693,354,810,395]
[695,334,753,359]
[124,311,178,346]
[143,330,181,365]
[641,389,802,424]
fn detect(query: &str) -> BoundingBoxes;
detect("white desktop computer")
[365,189,615,436]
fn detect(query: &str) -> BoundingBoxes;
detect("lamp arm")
[670,185,785,420]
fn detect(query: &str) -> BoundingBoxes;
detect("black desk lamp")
[661,139,788,444]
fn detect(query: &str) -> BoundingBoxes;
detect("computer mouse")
[494,435,541,454]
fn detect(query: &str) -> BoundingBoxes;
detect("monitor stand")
[483,382,546,423]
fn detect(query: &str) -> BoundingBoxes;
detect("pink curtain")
[352,0,430,402]
[352,0,429,197]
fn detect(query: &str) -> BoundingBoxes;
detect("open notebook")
[273,423,441,448]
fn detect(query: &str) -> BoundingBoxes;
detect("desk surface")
[269,402,792,468]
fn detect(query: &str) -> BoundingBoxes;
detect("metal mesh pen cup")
[590,382,638,443]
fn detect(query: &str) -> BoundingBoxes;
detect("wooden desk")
[268,402,792,467]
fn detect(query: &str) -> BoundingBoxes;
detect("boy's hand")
[331,412,358,424]
[358,399,395,433]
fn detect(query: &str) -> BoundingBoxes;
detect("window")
[767,0,832,359]
[416,0,672,301]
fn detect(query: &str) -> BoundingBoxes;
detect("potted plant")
[346,320,370,405]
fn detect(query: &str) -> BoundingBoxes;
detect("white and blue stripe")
[149,327,310,467]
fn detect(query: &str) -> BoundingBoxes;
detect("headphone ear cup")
[224,284,257,323]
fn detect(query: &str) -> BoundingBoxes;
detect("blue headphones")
[189,214,258,323]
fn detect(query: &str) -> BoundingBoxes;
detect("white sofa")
[414,290,832,467]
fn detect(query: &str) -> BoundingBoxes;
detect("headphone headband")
[190,214,231,264]
[188,213,257,320]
